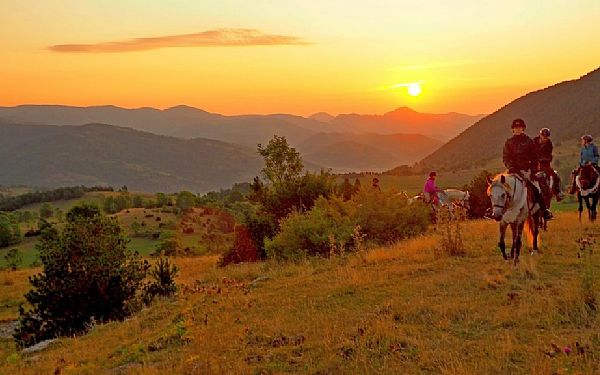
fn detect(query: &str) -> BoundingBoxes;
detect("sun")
[407,83,422,96]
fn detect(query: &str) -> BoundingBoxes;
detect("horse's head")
[487,174,511,221]
[579,164,598,190]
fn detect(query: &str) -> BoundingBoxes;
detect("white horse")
[487,173,541,265]
[439,189,470,211]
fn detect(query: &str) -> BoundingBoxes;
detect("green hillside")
[0,123,263,193]
[419,67,600,171]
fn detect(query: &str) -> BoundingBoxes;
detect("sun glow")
[408,83,422,96]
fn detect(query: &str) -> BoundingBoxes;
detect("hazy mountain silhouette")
[0,105,481,146]
[297,132,443,172]
[419,66,600,171]
[327,108,484,141]
[0,123,264,192]
[309,112,335,123]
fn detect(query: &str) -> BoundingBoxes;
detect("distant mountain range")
[0,105,481,173]
[297,132,443,172]
[419,66,600,171]
[0,123,264,192]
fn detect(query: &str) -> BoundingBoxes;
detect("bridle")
[490,177,517,214]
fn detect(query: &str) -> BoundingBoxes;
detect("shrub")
[435,206,466,257]
[352,189,430,244]
[3,248,22,270]
[462,170,493,218]
[14,203,148,348]
[219,225,259,266]
[265,196,357,261]
[0,213,21,248]
[142,258,178,305]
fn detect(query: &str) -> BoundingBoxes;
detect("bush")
[435,206,467,257]
[219,225,261,266]
[462,170,493,218]
[142,258,178,305]
[265,196,357,261]
[3,248,22,270]
[352,189,430,244]
[0,213,21,248]
[14,203,148,348]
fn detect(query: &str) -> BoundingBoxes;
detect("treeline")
[0,186,113,211]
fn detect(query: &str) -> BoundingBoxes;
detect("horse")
[439,189,470,211]
[534,170,556,231]
[487,173,541,265]
[574,164,600,222]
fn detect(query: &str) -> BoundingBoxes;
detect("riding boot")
[554,172,565,201]
[532,183,553,220]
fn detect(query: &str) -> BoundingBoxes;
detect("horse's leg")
[510,223,517,260]
[514,221,524,266]
[532,216,539,252]
[498,222,508,260]
[579,192,583,222]
[592,195,598,221]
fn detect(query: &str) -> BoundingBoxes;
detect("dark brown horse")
[574,164,600,222]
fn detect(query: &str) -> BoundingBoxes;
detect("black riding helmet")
[540,128,551,137]
[511,118,526,129]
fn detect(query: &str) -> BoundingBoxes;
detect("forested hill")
[0,123,263,193]
[419,66,600,171]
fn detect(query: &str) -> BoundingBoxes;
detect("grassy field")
[0,211,598,374]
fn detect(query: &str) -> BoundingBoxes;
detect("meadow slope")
[0,212,599,374]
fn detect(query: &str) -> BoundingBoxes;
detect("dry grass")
[0,212,599,374]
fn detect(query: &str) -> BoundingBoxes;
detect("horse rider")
[502,118,553,220]
[371,177,381,191]
[568,134,600,194]
[533,127,564,201]
[423,171,443,205]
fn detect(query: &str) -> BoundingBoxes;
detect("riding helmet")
[582,134,593,143]
[539,128,551,137]
[511,118,526,129]
[429,171,437,177]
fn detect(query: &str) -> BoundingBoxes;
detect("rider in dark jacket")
[503,119,552,220]
[533,128,564,201]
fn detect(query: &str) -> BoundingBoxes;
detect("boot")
[534,184,553,220]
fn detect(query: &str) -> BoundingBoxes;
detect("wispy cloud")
[49,28,309,53]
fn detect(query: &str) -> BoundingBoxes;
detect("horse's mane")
[487,173,515,196]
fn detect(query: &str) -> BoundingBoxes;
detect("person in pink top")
[423,171,443,204]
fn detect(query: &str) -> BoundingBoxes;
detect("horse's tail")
[524,215,536,248]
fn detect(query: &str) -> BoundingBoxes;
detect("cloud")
[376,81,425,91]
[49,28,309,53]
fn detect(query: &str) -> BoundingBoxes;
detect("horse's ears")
[487,176,493,185]
[500,175,506,184]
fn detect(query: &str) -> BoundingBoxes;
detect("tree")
[132,195,144,208]
[341,178,353,201]
[39,203,53,219]
[102,196,119,214]
[14,203,148,348]
[0,213,21,248]
[257,135,303,186]
[176,191,196,211]
[462,170,494,218]
[156,192,168,207]
[353,178,362,193]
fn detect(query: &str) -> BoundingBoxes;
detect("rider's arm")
[502,140,512,169]
[593,145,599,164]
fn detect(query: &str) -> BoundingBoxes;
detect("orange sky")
[1,1,599,116]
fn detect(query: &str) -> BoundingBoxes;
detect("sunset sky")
[1,0,599,116]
